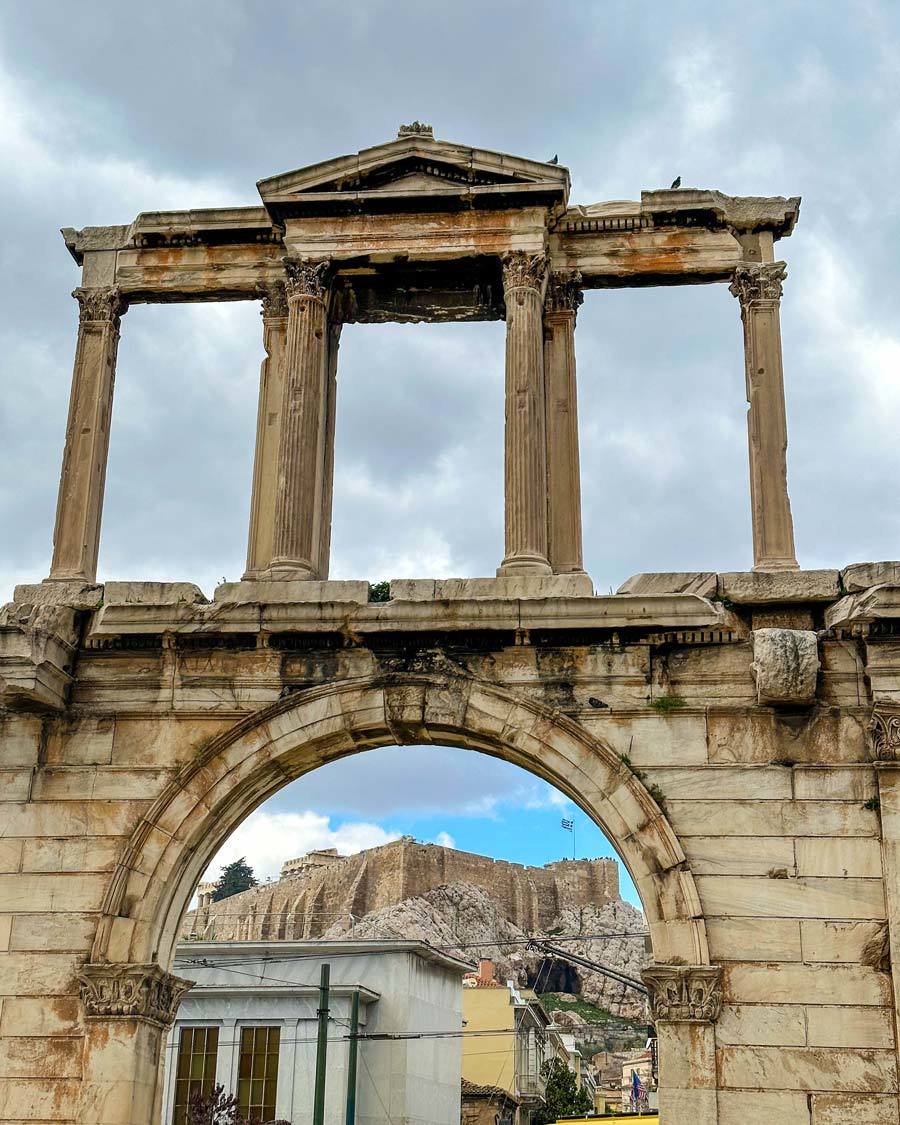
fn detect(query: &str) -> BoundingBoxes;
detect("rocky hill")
[183,838,649,1019]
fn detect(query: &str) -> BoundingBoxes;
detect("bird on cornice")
[548,154,559,164]
[670,175,682,188]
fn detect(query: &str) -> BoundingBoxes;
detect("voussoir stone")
[718,569,840,605]
[750,628,820,705]
[617,572,717,598]
[841,561,900,593]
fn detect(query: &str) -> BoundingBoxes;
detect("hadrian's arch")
[1,124,899,1125]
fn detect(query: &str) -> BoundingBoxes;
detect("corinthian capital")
[502,251,549,298]
[73,287,128,325]
[258,279,289,319]
[641,964,723,1023]
[545,270,584,318]
[729,261,787,306]
[282,257,333,301]
[869,704,900,763]
[78,962,194,1028]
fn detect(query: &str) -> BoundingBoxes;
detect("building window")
[174,1026,219,1125]
[238,1025,280,1122]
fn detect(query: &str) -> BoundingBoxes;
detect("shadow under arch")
[93,672,710,971]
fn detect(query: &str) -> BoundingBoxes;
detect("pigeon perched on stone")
[670,175,682,188]
[548,154,559,164]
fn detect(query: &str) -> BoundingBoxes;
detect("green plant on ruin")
[650,693,686,714]
[368,580,391,603]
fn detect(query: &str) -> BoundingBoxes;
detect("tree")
[211,858,258,902]
[187,1083,290,1125]
[532,1057,594,1125]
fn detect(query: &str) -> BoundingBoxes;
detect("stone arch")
[92,672,709,971]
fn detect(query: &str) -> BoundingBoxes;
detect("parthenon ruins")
[2,126,900,1125]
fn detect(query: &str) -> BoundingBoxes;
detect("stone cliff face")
[184,840,647,1017]
[185,837,620,940]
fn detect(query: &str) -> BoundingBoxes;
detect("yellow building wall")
[461,988,517,1097]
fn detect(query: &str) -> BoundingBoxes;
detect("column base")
[260,559,320,581]
[752,557,800,573]
[496,554,552,578]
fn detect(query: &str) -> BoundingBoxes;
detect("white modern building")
[162,939,471,1125]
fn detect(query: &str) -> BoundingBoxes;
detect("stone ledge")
[617,572,717,598]
[841,561,900,593]
[718,570,840,604]
[215,579,370,605]
[389,574,594,601]
[83,591,725,639]
[13,580,104,610]
[825,586,900,631]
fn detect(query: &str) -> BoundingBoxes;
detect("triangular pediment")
[257,129,569,210]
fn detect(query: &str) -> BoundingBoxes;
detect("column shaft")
[316,320,342,579]
[267,259,332,579]
[497,252,552,576]
[544,272,585,575]
[48,287,127,583]
[244,283,288,577]
[730,262,798,571]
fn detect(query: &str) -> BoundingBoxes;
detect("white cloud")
[432,831,456,848]
[202,809,400,885]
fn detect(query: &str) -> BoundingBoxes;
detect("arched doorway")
[80,674,719,1123]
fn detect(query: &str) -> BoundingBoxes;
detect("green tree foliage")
[532,1057,594,1125]
[211,858,258,902]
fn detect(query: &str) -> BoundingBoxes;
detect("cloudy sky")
[1,2,898,904]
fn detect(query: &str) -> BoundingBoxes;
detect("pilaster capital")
[282,256,333,302]
[545,270,584,319]
[72,287,128,326]
[868,703,900,763]
[258,279,289,319]
[641,964,723,1023]
[729,261,787,307]
[77,962,194,1028]
[502,251,549,302]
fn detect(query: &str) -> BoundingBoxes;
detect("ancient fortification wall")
[185,839,620,940]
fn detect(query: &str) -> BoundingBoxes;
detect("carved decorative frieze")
[869,704,900,762]
[72,287,128,326]
[258,279,288,319]
[729,261,787,307]
[397,121,433,139]
[502,252,549,302]
[78,963,193,1028]
[641,964,723,1022]
[282,257,333,302]
[545,270,584,318]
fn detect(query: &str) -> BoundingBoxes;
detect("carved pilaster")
[729,261,787,307]
[544,270,584,320]
[729,260,798,573]
[869,705,900,762]
[641,964,723,1023]
[259,279,289,320]
[543,270,585,576]
[266,257,334,578]
[47,288,129,583]
[78,963,193,1028]
[498,252,552,576]
[73,286,128,327]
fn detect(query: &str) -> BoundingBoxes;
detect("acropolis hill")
[184,839,621,941]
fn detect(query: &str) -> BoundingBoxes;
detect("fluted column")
[48,287,128,584]
[544,271,585,575]
[497,251,552,577]
[730,262,799,572]
[244,281,288,577]
[316,319,342,579]
[265,258,333,579]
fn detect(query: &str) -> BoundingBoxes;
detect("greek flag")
[561,818,573,831]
